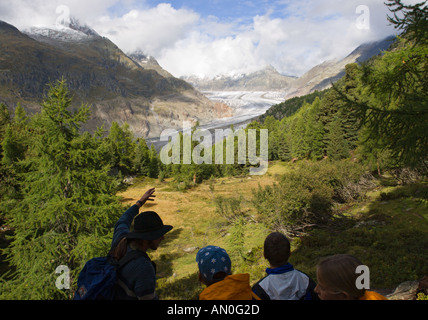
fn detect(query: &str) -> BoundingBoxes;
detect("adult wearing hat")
[110,188,173,300]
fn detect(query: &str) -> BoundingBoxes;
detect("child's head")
[196,246,232,286]
[315,254,366,300]
[263,232,291,268]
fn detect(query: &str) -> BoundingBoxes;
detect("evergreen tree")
[386,0,428,46]
[356,127,394,176]
[148,144,159,178]
[337,0,428,169]
[263,116,280,160]
[101,121,136,176]
[277,130,292,162]
[302,98,324,160]
[325,116,349,161]
[0,103,17,220]
[0,80,123,299]
[133,138,151,176]
[289,105,310,159]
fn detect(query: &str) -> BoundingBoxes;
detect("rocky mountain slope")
[285,36,396,99]
[129,51,175,79]
[0,19,231,138]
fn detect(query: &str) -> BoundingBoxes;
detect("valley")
[1,0,427,302]
[0,18,394,142]
[147,90,284,151]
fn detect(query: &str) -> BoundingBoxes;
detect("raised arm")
[135,188,156,208]
[111,188,156,248]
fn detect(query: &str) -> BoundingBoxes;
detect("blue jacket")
[111,205,157,300]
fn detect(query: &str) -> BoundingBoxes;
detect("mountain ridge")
[0,19,231,139]
[184,36,396,99]
[286,35,396,99]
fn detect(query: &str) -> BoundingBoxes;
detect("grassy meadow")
[117,161,428,300]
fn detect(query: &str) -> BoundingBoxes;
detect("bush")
[252,160,371,236]
[214,195,245,221]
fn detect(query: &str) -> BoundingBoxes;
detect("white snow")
[24,23,97,42]
[204,91,285,121]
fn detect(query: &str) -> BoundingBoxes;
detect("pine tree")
[101,121,136,176]
[133,138,151,176]
[1,104,29,166]
[289,105,310,159]
[0,103,11,134]
[262,116,280,160]
[276,118,292,161]
[356,127,394,176]
[0,79,124,299]
[325,116,349,161]
[304,98,326,161]
[148,144,159,178]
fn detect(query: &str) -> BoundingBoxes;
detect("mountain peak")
[24,16,99,42]
[68,17,99,37]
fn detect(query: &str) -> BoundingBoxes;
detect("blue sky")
[0,0,420,78]
[147,0,273,19]
[106,0,289,24]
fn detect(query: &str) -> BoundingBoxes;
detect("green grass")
[119,162,428,299]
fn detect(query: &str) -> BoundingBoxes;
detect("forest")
[0,0,427,300]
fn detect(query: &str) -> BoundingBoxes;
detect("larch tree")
[0,80,124,299]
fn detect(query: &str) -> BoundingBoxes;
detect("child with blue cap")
[196,246,260,300]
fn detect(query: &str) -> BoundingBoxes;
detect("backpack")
[74,250,143,300]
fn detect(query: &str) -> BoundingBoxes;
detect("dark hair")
[263,232,291,267]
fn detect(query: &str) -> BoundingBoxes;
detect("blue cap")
[196,246,231,282]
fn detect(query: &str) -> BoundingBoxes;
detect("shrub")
[252,160,371,237]
[214,195,245,221]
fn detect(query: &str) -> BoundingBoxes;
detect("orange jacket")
[199,274,260,300]
[359,291,388,300]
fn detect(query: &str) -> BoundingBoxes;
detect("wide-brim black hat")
[126,211,173,241]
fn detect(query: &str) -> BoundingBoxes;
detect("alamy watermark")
[356,265,370,290]
[356,5,370,30]
[55,265,70,290]
[56,5,71,28]
[159,122,269,176]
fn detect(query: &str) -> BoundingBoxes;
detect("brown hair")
[110,237,129,261]
[263,232,291,267]
[316,254,366,299]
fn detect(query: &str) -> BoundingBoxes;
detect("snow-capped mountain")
[24,17,99,42]
[183,65,297,92]
[0,19,230,139]
[184,36,395,100]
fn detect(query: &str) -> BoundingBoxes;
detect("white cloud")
[0,0,421,78]
[93,3,199,54]
[0,0,118,28]
[159,0,399,78]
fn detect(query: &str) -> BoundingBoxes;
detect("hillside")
[0,20,230,138]
[116,161,428,300]
[285,36,396,99]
